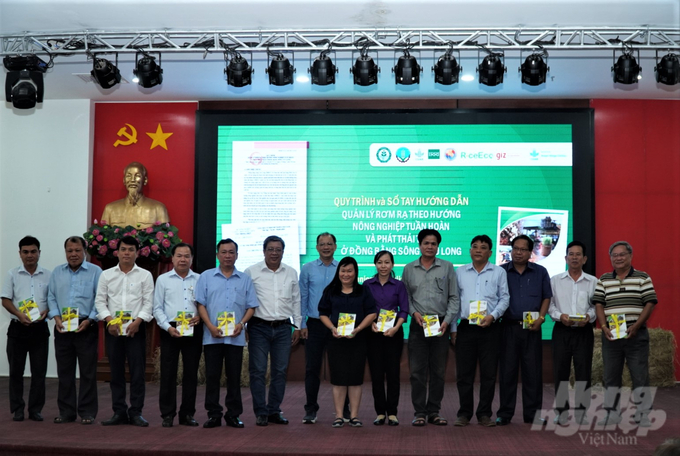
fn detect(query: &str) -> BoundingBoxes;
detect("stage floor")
[0,378,677,455]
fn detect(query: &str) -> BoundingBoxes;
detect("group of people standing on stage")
[2,228,657,430]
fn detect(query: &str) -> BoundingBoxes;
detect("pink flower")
[155,221,161,226]
[140,246,151,257]
[98,245,108,255]
[114,228,120,233]
[156,232,164,241]
[108,239,119,249]
[92,229,100,236]
[165,223,170,228]
[131,229,137,236]
[113,250,119,257]
[96,235,103,241]
[161,239,171,248]
[94,219,98,225]
[92,241,98,246]
[123,232,130,237]
[146,227,154,234]
[167,232,174,238]
[151,245,160,253]
[100,220,107,225]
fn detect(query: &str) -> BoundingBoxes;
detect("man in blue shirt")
[299,232,339,424]
[153,242,201,428]
[497,234,552,426]
[47,236,102,425]
[1,236,51,422]
[452,235,509,427]
[196,239,259,429]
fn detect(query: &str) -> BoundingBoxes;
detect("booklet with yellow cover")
[522,312,539,329]
[217,311,235,336]
[607,314,628,340]
[337,313,356,336]
[174,311,194,337]
[423,314,441,337]
[377,309,396,332]
[18,298,40,322]
[469,301,488,325]
[61,307,79,332]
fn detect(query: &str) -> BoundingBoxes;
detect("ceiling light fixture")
[433,45,461,85]
[612,42,641,84]
[224,50,253,87]
[477,48,506,86]
[654,51,680,85]
[266,50,295,86]
[309,47,337,85]
[91,54,121,89]
[133,51,163,88]
[520,49,549,86]
[3,55,48,109]
[351,40,379,86]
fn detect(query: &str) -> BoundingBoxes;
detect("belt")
[501,318,524,325]
[11,318,47,325]
[249,316,294,328]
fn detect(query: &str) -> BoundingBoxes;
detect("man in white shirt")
[95,236,154,427]
[152,242,201,428]
[1,236,51,422]
[245,235,301,427]
[548,240,597,426]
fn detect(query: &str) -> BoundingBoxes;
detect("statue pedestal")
[95,257,172,382]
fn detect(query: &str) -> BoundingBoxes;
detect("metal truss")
[2,27,679,58]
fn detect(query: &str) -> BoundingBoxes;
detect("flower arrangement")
[84,220,181,261]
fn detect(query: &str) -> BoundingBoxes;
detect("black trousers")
[106,323,146,417]
[552,322,593,416]
[6,320,49,415]
[497,321,543,422]
[159,323,203,418]
[54,320,99,419]
[366,327,404,416]
[204,343,244,419]
[455,320,501,420]
[303,317,330,414]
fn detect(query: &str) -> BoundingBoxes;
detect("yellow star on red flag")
[146,123,173,150]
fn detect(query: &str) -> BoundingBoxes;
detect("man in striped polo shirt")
[593,241,657,427]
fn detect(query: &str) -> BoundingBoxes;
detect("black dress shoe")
[161,416,173,427]
[256,415,268,426]
[28,412,43,422]
[54,415,77,424]
[179,415,199,427]
[203,417,222,428]
[268,413,289,425]
[225,416,244,428]
[495,417,511,426]
[13,410,24,422]
[102,414,129,426]
[130,415,149,427]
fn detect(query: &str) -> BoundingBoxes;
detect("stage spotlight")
[477,50,506,86]
[225,51,253,87]
[520,51,549,86]
[655,52,680,85]
[266,52,295,86]
[309,49,336,86]
[612,44,641,84]
[351,50,379,86]
[3,55,47,109]
[393,50,421,85]
[91,56,121,89]
[433,48,461,85]
[133,52,163,88]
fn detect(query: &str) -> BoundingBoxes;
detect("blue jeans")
[248,322,292,417]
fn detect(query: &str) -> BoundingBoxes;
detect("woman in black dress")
[319,256,377,428]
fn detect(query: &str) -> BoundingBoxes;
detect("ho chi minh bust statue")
[100,161,169,228]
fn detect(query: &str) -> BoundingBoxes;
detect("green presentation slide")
[216,123,574,339]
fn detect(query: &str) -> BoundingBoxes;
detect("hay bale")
[572,328,676,388]
[152,345,269,388]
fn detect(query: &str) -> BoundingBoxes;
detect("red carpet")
[0,378,677,455]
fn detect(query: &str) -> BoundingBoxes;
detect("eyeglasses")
[266,248,283,253]
[511,247,531,253]
[610,252,630,258]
